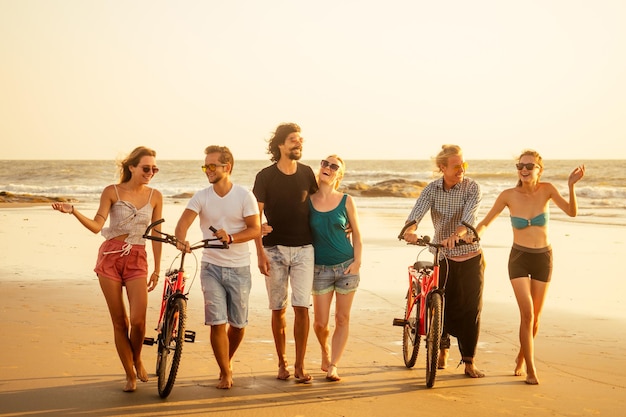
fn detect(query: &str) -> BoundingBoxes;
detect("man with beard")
[175,145,260,389]
[253,123,319,383]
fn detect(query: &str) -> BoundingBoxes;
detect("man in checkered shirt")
[403,144,485,378]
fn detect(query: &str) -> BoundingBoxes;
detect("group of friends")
[52,122,585,392]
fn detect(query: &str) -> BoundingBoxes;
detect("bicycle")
[142,218,228,398]
[392,220,479,388]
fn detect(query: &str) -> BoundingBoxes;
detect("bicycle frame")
[408,255,444,337]
[394,219,480,387]
[144,218,228,343]
[142,218,228,398]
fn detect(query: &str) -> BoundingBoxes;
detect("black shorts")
[508,243,553,283]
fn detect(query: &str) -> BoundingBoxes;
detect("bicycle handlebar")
[398,220,480,247]
[143,219,229,250]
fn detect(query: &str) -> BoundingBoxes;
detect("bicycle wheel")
[157,295,187,398]
[402,286,420,368]
[425,292,443,388]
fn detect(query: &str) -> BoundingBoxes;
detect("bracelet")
[69,205,74,215]
[151,272,159,279]
[228,234,234,244]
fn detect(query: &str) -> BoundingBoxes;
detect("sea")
[2,159,625,318]
[1,159,624,226]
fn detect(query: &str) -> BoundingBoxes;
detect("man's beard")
[288,148,302,161]
[209,173,224,184]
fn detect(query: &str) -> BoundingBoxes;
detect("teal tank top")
[309,194,354,265]
[510,212,548,229]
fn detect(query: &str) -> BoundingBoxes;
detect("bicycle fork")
[144,289,196,346]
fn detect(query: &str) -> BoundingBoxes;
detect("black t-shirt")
[252,162,318,247]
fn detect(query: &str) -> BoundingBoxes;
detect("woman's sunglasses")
[516,163,537,171]
[320,160,340,171]
[141,166,159,174]
[202,163,227,173]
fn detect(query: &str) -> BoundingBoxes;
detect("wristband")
[229,234,234,244]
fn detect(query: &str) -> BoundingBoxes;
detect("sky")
[1,1,625,161]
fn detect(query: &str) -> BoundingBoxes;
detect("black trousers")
[439,252,485,359]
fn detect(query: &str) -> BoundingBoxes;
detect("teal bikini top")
[510,212,549,229]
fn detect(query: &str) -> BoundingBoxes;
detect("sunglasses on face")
[201,163,227,173]
[450,162,468,171]
[516,163,537,171]
[141,165,159,174]
[320,160,340,171]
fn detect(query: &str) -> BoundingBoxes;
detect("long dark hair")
[267,123,301,162]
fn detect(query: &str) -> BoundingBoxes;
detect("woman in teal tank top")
[310,155,362,382]
[475,149,585,385]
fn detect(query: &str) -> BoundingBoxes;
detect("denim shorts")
[264,245,314,310]
[200,262,252,328]
[312,259,360,295]
[94,240,147,284]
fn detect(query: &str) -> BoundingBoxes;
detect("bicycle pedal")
[392,318,407,327]
[184,330,196,343]
[143,337,155,346]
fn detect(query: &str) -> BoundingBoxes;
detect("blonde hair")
[324,154,345,190]
[434,144,462,173]
[516,149,543,187]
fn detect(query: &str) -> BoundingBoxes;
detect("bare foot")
[464,363,485,378]
[325,364,341,382]
[321,352,331,372]
[525,374,539,385]
[135,363,149,383]
[217,373,233,389]
[276,365,290,380]
[123,377,137,392]
[438,348,449,369]
[514,357,525,376]
[294,367,313,384]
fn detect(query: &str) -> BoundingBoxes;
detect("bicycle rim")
[402,288,420,368]
[157,296,186,398]
[425,292,442,388]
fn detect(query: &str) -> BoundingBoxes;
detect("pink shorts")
[94,240,148,284]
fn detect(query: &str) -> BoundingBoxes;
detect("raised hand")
[568,164,586,186]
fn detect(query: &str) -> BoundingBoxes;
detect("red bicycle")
[142,218,228,398]
[393,220,479,388]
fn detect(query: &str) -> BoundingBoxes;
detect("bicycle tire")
[157,295,186,398]
[425,292,443,388]
[402,287,420,368]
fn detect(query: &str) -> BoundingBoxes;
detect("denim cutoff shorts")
[264,245,314,310]
[312,258,360,295]
[200,262,252,328]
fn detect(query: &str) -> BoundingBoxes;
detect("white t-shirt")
[186,184,259,267]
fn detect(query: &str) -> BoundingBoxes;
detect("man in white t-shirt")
[175,145,260,389]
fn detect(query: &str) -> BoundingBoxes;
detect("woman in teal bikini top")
[473,149,585,386]
[510,212,548,229]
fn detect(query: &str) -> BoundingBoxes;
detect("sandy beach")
[1,202,625,417]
